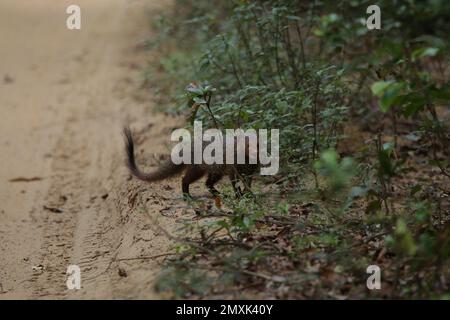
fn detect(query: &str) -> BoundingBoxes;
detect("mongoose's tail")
[123,127,185,182]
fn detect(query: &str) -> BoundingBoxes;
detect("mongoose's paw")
[214,196,222,209]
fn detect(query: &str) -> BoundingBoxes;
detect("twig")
[116,252,176,262]
[350,231,388,248]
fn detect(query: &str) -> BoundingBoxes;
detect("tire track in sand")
[1,0,186,299]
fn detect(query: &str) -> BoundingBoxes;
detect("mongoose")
[123,127,259,198]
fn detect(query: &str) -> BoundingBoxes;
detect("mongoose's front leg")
[205,173,222,196]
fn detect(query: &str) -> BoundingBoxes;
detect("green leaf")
[216,220,229,229]
[396,219,408,234]
[430,85,450,101]
[313,28,325,37]
[287,15,301,21]
[193,97,207,104]
[395,219,417,256]
[382,141,395,152]
[378,148,394,177]
[371,81,394,96]
[186,85,204,96]
[412,47,439,61]
[403,100,425,117]
[414,35,446,48]
[350,186,366,198]
[378,82,406,112]
[243,216,251,228]
[405,133,420,142]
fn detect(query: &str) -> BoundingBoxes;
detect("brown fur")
[123,127,258,198]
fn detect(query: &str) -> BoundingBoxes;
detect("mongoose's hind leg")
[205,173,223,196]
[182,166,205,199]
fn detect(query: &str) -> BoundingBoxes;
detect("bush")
[144,0,449,299]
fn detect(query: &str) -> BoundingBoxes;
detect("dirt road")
[0,0,185,299]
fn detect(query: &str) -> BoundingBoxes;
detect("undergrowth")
[143,0,449,299]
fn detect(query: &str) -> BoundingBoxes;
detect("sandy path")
[0,0,184,299]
